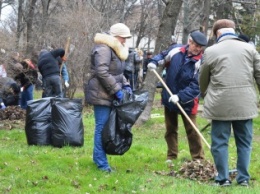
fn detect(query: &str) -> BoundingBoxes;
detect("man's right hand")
[168,95,179,104]
[147,63,157,70]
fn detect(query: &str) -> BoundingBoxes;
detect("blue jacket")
[61,63,69,82]
[150,45,202,114]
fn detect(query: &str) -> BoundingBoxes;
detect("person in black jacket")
[37,48,66,98]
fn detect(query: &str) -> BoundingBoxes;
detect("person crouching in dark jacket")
[0,77,20,108]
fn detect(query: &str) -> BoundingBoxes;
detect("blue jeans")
[93,105,112,171]
[211,120,252,183]
[20,84,33,109]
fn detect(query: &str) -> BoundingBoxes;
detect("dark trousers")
[164,106,205,160]
[42,75,62,98]
[124,70,138,90]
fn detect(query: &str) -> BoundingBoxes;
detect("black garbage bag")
[102,90,148,155]
[51,98,84,147]
[25,97,53,145]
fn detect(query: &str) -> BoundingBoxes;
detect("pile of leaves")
[154,159,217,182]
[175,159,217,182]
[0,106,26,120]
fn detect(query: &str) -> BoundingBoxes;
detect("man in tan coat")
[199,19,260,187]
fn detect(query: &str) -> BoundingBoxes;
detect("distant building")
[126,34,156,52]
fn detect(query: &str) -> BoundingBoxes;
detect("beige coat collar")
[94,33,129,60]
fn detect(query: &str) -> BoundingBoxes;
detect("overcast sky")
[1,4,13,21]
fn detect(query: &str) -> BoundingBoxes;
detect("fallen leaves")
[154,159,217,182]
[0,106,26,121]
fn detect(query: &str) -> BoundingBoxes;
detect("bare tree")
[125,0,159,48]
[15,0,23,50]
[201,0,211,35]
[182,0,204,44]
[25,0,37,54]
[136,0,183,125]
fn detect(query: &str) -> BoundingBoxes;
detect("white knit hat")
[110,23,132,38]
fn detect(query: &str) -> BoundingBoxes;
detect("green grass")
[1,91,260,193]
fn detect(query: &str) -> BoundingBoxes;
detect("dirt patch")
[0,119,25,130]
[0,106,25,130]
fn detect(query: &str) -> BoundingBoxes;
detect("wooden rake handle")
[151,69,211,149]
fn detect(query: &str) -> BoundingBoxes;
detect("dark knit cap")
[10,83,20,94]
[51,48,65,58]
[190,31,208,46]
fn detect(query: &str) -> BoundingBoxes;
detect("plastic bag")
[102,90,148,155]
[25,97,53,145]
[51,98,84,147]
[25,98,84,147]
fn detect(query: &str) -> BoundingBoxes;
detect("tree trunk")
[0,1,2,19]
[16,0,23,50]
[135,0,183,125]
[40,1,51,33]
[26,0,37,55]
[201,0,210,35]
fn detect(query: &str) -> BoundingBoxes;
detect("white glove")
[65,81,69,88]
[0,102,6,109]
[168,95,179,104]
[147,63,157,70]
[20,87,24,92]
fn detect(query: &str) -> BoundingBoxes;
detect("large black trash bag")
[25,97,53,145]
[51,98,84,147]
[102,90,148,155]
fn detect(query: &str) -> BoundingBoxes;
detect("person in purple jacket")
[148,31,207,163]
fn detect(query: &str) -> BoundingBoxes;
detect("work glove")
[168,95,179,104]
[115,90,124,102]
[61,56,67,61]
[123,85,133,94]
[65,81,69,88]
[147,63,157,70]
[0,102,6,109]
